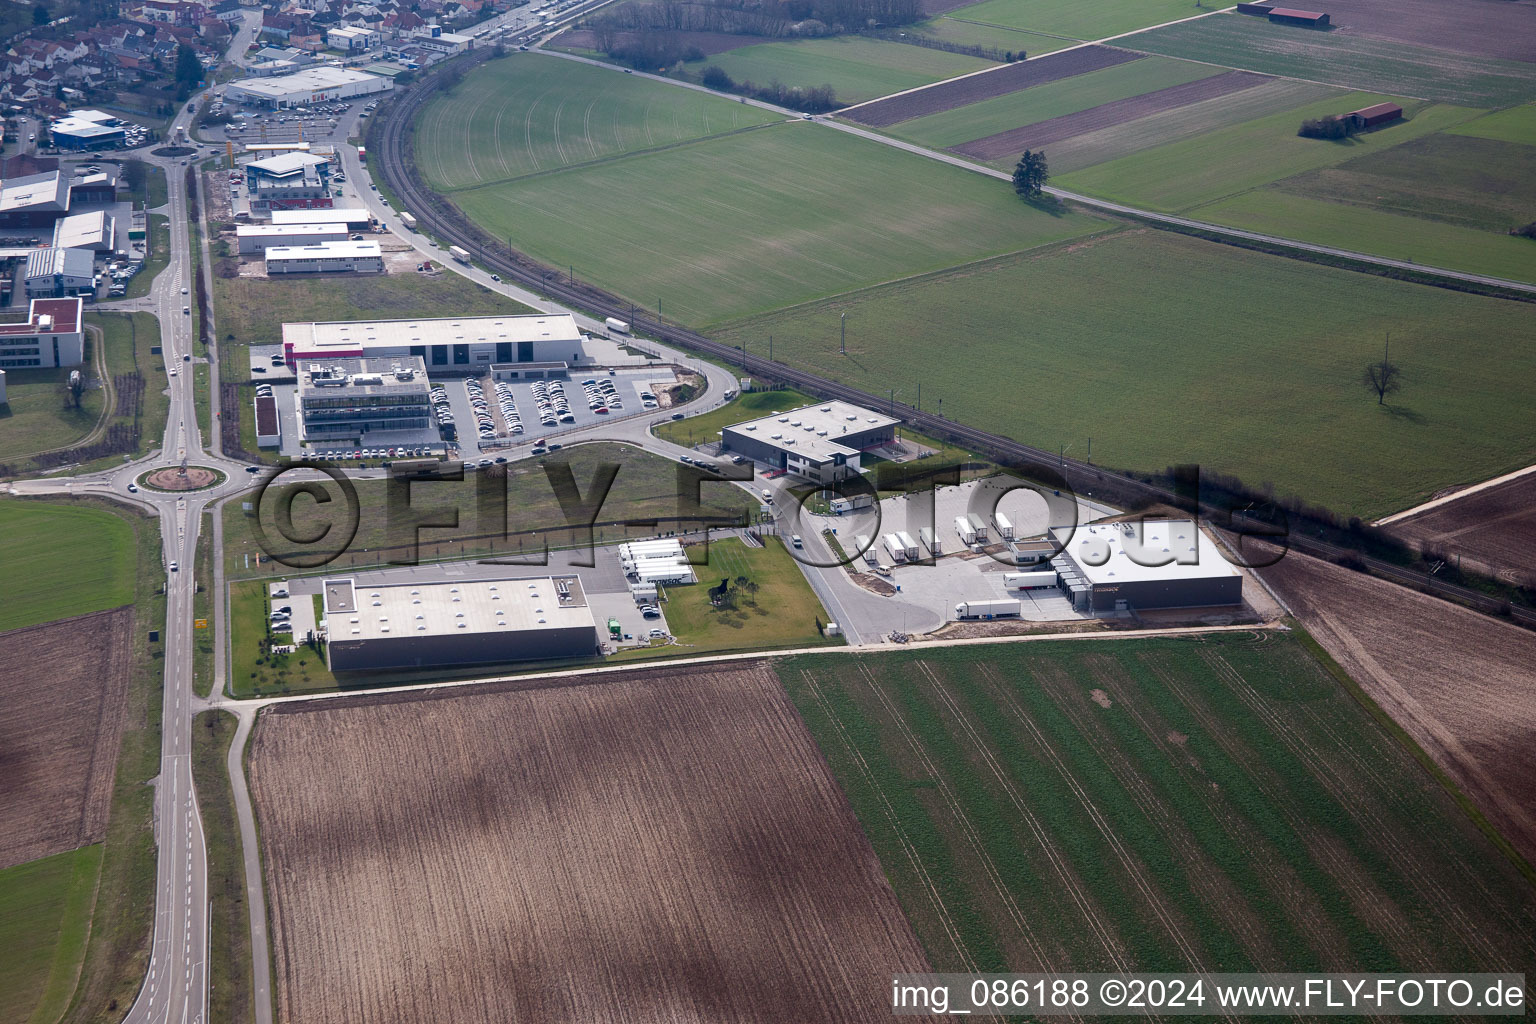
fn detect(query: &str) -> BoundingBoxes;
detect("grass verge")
[191,711,255,1024]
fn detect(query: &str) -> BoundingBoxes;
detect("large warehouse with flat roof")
[225,66,392,108]
[322,575,599,671]
[281,312,586,370]
[1049,519,1242,613]
[720,400,898,484]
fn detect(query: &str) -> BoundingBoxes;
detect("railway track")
[368,57,1536,632]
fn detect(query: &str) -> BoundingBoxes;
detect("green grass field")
[1057,93,1476,212]
[191,711,253,1024]
[1448,102,1536,146]
[944,0,1216,42]
[884,55,1221,148]
[701,36,995,106]
[0,501,137,631]
[454,121,1108,325]
[778,633,1536,976]
[1025,78,1341,174]
[222,442,757,577]
[714,229,1536,518]
[1120,13,1536,107]
[415,53,780,192]
[0,366,105,465]
[0,845,102,1024]
[621,536,839,657]
[124,214,170,300]
[904,17,1076,58]
[652,386,819,448]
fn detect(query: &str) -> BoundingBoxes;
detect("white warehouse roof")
[323,576,594,641]
[52,210,116,250]
[271,207,371,226]
[1050,520,1241,587]
[238,222,348,238]
[265,240,381,260]
[246,151,329,177]
[228,66,388,102]
[725,400,898,462]
[281,312,583,356]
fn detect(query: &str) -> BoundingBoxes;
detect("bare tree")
[1363,334,1402,405]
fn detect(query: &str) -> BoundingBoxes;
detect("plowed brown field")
[1386,472,1536,587]
[1259,550,1536,865]
[843,46,1144,126]
[1324,0,1536,62]
[250,663,929,1024]
[0,607,134,869]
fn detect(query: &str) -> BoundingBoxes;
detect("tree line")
[587,0,924,42]
[700,65,838,112]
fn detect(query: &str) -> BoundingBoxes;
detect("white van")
[792,535,803,548]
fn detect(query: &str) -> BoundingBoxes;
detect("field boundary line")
[208,623,1281,710]
[941,16,1082,42]
[1373,461,1536,526]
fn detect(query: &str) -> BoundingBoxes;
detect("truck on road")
[605,317,630,334]
[955,599,1022,620]
[448,245,471,264]
[399,211,417,229]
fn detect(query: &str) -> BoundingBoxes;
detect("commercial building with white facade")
[322,574,599,671]
[296,355,431,439]
[720,400,898,484]
[244,152,332,212]
[52,210,118,252]
[24,248,95,298]
[281,312,587,371]
[49,109,128,151]
[270,207,372,229]
[225,66,392,108]
[326,25,380,50]
[265,240,383,274]
[238,222,349,253]
[0,298,85,368]
[1049,519,1243,614]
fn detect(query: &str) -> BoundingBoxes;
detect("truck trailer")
[967,512,990,542]
[954,515,977,546]
[955,599,1022,620]
[1004,571,1058,590]
[830,493,874,515]
[994,511,1016,541]
[855,534,877,566]
[448,245,471,264]
[883,533,909,563]
[604,317,630,334]
[895,531,919,561]
[918,526,942,558]
[399,211,417,230]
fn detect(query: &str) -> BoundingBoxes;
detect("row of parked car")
[308,446,438,462]
[467,376,523,441]
[530,379,577,428]
[578,376,625,415]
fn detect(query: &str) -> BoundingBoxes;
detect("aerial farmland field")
[1385,471,1536,588]
[779,634,1536,974]
[450,121,1108,325]
[713,229,1536,519]
[414,53,779,192]
[0,501,136,632]
[1448,102,1536,145]
[1119,13,1536,107]
[939,0,1225,44]
[250,663,929,1023]
[700,36,995,105]
[905,17,1075,58]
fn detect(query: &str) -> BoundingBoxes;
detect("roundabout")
[139,465,226,492]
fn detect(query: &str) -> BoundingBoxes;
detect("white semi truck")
[448,244,471,263]
[1004,571,1058,590]
[967,512,990,542]
[895,531,919,561]
[955,599,1022,620]
[954,515,977,546]
[994,511,1016,540]
[399,211,417,229]
[883,533,909,563]
[918,526,942,557]
[605,317,630,334]
[855,534,878,566]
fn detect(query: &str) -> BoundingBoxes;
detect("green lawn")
[701,36,995,106]
[885,55,1221,148]
[652,386,819,448]
[0,845,102,1024]
[456,121,1108,326]
[0,366,105,466]
[1030,78,1341,174]
[1120,13,1536,107]
[92,312,171,471]
[124,214,170,300]
[905,17,1079,58]
[779,633,1536,976]
[1448,102,1536,146]
[713,229,1536,519]
[0,502,137,631]
[223,441,757,577]
[1057,92,1477,213]
[415,53,780,192]
[190,710,255,1024]
[944,0,1216,41]
[229,579,335,697]
[623,536,839,657]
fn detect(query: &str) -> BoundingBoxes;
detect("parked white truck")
[918,526,942,558]
[855,534,878,566]
[967,512,990,542]
[830,493,875,515]
[605,317,630,334]
[994,511,1016,540]
[883,533,909,564]
[448,245,471,264]
[895,531,919,561]
[954,515,978,546]
[399,211,417,230]
[1004,571,1058,590]
[955,599,1022,620]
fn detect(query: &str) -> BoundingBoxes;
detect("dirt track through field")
[953,70,1269,159]
[0,607,134,869]
[843,46,1145,126]
[1258,550,1536,867]
[251,663,929,1024]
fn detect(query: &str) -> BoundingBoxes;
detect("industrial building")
[265,240,383,274]
[0,298,85,368]
[1265,6,1330,25]
[719,400,899,484]
[618,539,696,585]
[225,66,393,108]
[237,222,349,254]
[281,312,587,370]
[326,25,380,50]
[270,207,372,229]
[52,210,118,252]
[254,393,281,447]
[245,152,332,212]
[0,171,71,228]
[1345,102,1403,129]
[297,355,431,439]
[322,575,599,671]
[1050,519,1242,614]
[48,110,128,151]
[24,248,95,298]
